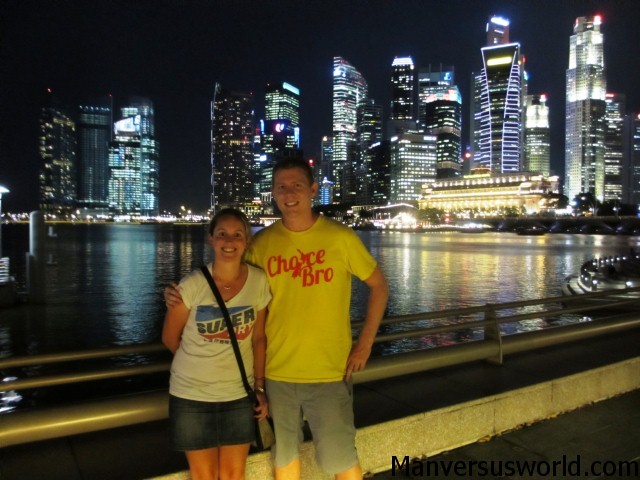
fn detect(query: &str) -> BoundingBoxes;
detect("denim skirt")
[169,394,255,451]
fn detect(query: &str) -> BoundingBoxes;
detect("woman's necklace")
[213,268,242,290]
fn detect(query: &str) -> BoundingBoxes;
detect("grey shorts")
[266,379,358,474]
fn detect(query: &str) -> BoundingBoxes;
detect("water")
[1,223,639,410]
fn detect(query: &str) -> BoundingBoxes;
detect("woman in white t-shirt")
[162,208,271,479]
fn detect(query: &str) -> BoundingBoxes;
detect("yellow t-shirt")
[246,215,377,383]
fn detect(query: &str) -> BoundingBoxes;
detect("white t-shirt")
[169,263,271,402]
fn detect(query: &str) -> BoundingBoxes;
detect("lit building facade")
[108,113,142,215]
[473,16,525,175]
[477,43,524,173]
[262,82,301,155]
[77,100,112,210]
[332,56,368,203]
[418,65,462,178]
[211,87,255,211]
[39,95,77,213]
[389,56,416,135]
[523,94,551,176]
[626,114,640,206]
[486,14,510,45]
[256,82,302,205]
[356,98,384,204]
[419,172,560,216]
[112,97,159,216]
[389,133,437,204]
[368,140,391,205]
[565,15,607,201]
[603,93,625,201]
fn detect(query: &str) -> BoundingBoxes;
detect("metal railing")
[2,287,640,448]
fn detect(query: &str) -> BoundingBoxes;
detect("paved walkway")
[1,327,639,479]
[371,389,640,479]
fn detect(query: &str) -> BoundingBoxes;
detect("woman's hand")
[163,282,184,308]
[254,391,269,420]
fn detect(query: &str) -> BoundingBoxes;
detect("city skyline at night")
[1,0,639,213]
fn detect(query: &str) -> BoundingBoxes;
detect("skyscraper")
[257,82,302,201]
[565,15,607,201]
[486,15,510,45]
[389,56,416,136]
[39,93,77,213]
[524,94,551,176]
[418,65,462,178]
[263,82,301,155]
[389,132,437,204]
[211,86,255,211]
[318,136,334,205]
[356,98,384,204]
[108,113,142,215]
[473,16,525,174]
[332,56,368,203]
[625,113,640,206]
[604,93,625,201]
[108,97,159,216]
[77,98,112,210]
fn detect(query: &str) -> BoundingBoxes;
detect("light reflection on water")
[2,224,639,358]
[352,230,639,355]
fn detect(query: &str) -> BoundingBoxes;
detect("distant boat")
[516,224,547,236]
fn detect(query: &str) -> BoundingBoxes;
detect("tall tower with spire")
[472,16,525,174]
[332,56,368,203]
[564,15,606,201]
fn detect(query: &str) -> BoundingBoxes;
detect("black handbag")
[200,266,275,450]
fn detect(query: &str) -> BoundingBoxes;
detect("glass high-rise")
[564,15,607,201]
[524,94,551,176]
[486,15,510,45]
[389,133,437,204]
[108,97,159,216]
[263,81,301,154]
[108,114,142,215]
[211,87,255,211]
[389,56,416,136]
[77,99,111,210]
[626,114,640,206]
[356,98,383,204]
[418,65,462,178]
[604,93,625,201]
[258,82,302,202]
[473,16,524,174]
[332,56,368,203]
[39,94,77,213]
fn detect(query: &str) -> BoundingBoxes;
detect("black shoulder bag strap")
[200,265,258,406]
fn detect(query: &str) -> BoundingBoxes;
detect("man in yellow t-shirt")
[251,158,388,480]
[166,158,388,479]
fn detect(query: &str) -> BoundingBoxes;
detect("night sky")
[1,0,639,213]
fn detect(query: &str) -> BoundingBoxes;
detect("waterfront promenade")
[1,325,638,479]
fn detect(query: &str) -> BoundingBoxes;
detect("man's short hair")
[272,157,314,186]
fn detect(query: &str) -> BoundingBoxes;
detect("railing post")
[484,304,503,365]
[26,210,46,304]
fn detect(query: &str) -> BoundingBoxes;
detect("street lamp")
[0,185,9,258]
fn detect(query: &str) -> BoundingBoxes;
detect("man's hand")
[163,282,184,308]
[344,266,388,380]
[345,342,372,380]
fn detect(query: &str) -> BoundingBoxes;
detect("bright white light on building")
[491,16,510,27]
